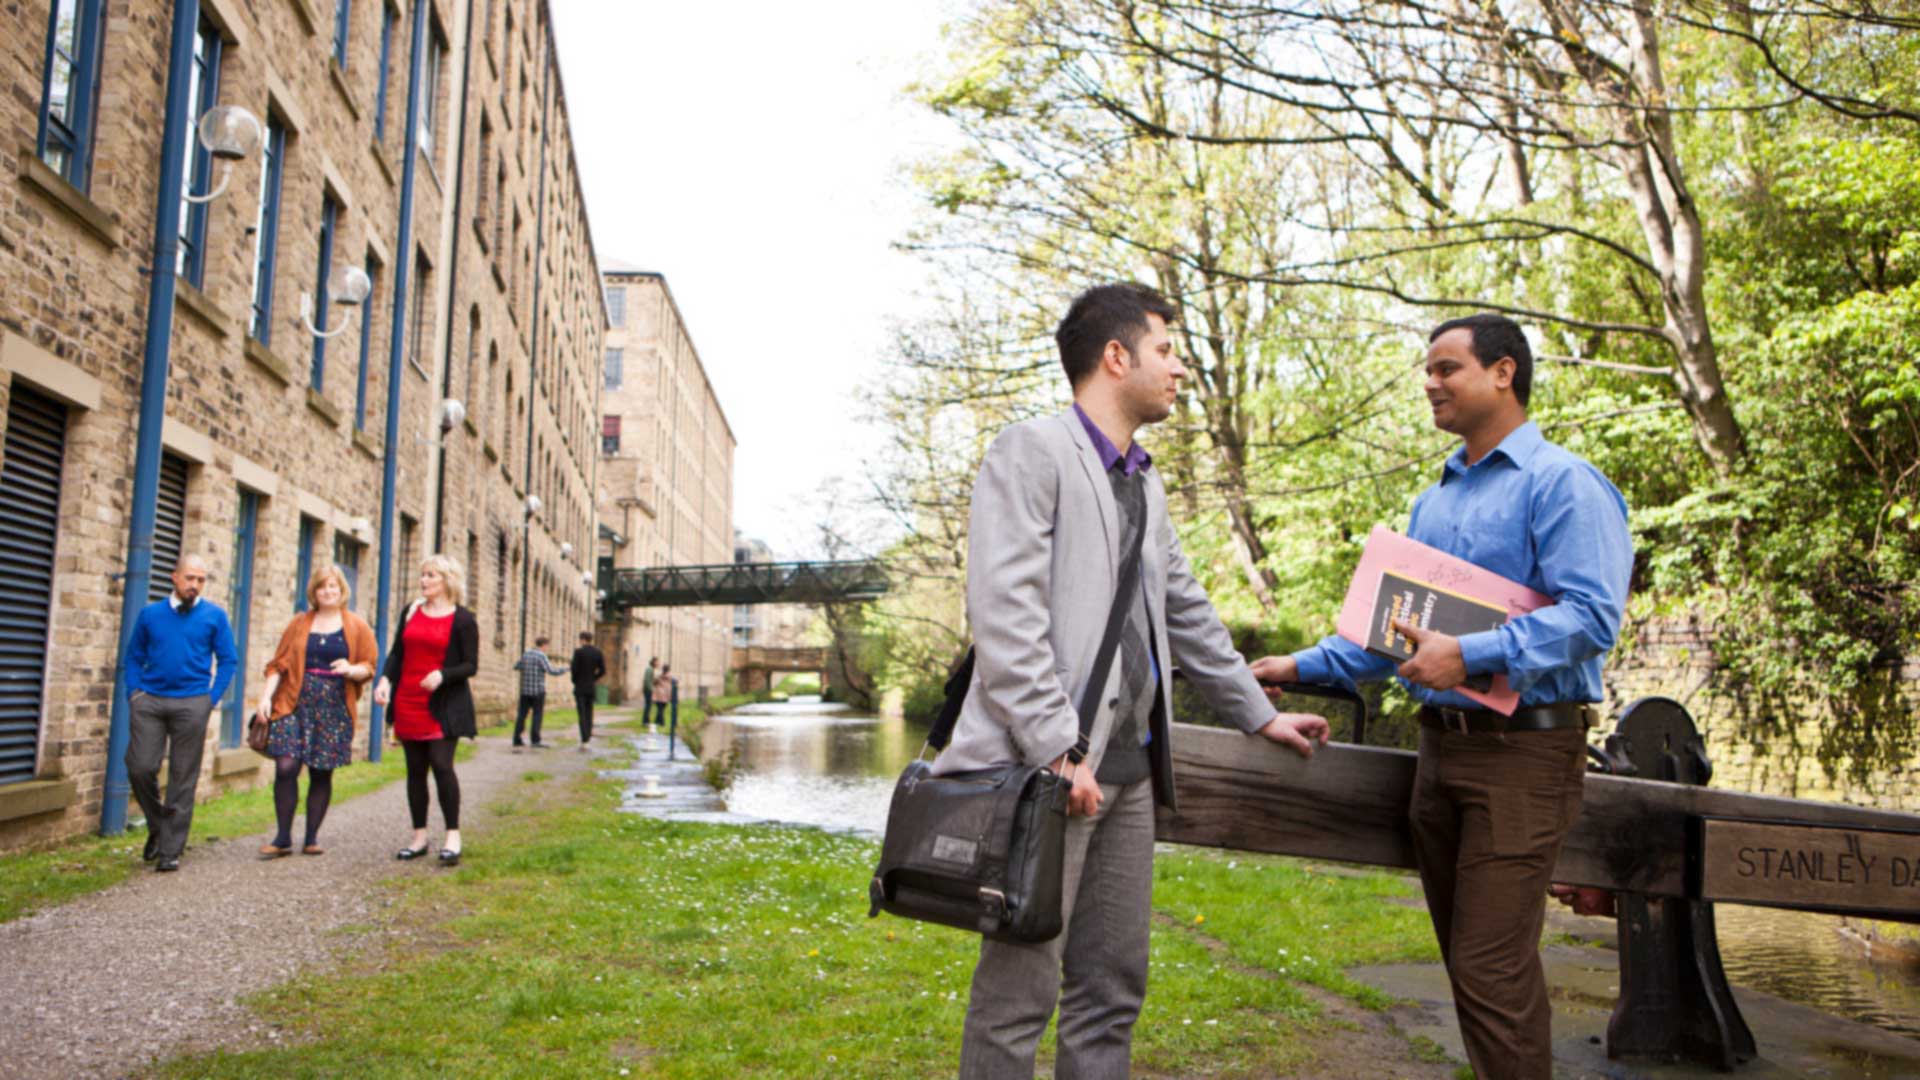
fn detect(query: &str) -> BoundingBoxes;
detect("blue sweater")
[125,599,239,702]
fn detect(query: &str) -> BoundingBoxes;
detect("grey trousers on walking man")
[960,779,1156,1079]
[125,692,213,860]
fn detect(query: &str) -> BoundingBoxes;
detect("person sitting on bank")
[124,554,238,873]
[569,631,607,751]
[253,565,377,858]
[512,637,567,749]
[373,555,480,867]
[1253,313,1632,1080]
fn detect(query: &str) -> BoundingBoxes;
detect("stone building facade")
[0,0,602,851]
[596,269,734,704]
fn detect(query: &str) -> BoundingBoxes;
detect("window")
[604,347,623,391]
[605,286,625,328]
[355,256,381,430]
[37,0,107,189]
[332,0,352,68]
[419,21,444,157]
[334,535,364,612]
[494,529,509,639]
[465,307,481,407]
[409,251,431,371]
[151,455,189,602]
[374,2,395,142]
[602,415,621,456]
[474,122,493,239]
[250,117,289,344]
[399,514,419,585]
[176,20,224,286]
[0,388,71,785]
[312,195,341,389]
[224,490,260,747]
[295,516,318,612]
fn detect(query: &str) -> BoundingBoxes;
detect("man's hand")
[1249,655,1299,700]
[1392,619,1467,691]
[1256,713,1330,757]
[1049,754,1103,817]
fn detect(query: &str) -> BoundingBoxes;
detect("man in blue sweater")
[124,554,238,872]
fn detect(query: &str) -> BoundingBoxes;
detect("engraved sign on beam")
[1694,817,1920,920]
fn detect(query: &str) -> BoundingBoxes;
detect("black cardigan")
[381,604,481,740]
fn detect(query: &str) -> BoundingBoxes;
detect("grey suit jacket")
[930,408,1273,808]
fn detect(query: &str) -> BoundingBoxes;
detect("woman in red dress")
[373,554,480,866]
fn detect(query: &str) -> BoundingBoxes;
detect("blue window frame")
[355,257,380,431]
[333,535,363,613]
[374,4,395,142]
[37,0,107,190]
[312,196,340,389]
[176,20,223,286]
[249,117,287,344]
[420,24,444,156]
[332,0,352,68]
[224,490,260,748]
[295,515,318,613]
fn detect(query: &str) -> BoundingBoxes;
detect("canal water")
[697,697,1920,1043]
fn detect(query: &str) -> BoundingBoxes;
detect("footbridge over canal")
[598,560,889,610]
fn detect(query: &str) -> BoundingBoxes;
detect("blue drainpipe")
[367,0,433,762]
[101,0,203,836]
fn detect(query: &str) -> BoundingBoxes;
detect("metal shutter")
[149,453,188,601]
[0,388,68,785]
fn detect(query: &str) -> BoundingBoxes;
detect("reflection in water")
[1712,904,1920,1039]
[702,698,1920,1041]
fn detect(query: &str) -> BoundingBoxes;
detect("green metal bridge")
[599,560,890,610]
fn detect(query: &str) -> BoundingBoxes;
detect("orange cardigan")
[263,610,379,724]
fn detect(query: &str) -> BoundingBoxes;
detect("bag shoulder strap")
[929,501,1149,755]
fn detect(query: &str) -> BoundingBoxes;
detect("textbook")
[1334,526,1554,715]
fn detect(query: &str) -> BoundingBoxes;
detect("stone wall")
[1605,617,1920,812]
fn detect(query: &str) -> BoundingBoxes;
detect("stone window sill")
[328,58,362,122]
[307,386,342,425]
[244,336,294,386]
[370,138,395,187]
[174,278,235,337]
[0,777,78,823]
[16,146,121,248]
[472,215,490,253]
[288,0,321,35]
[352,427,382,459]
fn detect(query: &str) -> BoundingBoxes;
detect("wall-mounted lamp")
[301,265,372,340]
[438,398,466,434]
[184,105,263,204]
[560,542,574,559]
[525,494,543,517]
[582,572,595,587]
[349,516,373,539]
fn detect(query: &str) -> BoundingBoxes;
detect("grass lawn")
[154,729,1442,1079]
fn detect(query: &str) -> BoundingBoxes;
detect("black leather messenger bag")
[868,513,1145,943]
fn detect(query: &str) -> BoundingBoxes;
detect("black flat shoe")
[155,857,179,873]
[395,845,431,861]
[143,833,159,862]
[438,848,461,867]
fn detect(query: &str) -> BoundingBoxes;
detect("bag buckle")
[978,887,1008,919]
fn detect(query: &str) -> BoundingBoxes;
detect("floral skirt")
[266,675,353,770]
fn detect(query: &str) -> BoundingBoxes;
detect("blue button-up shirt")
[1292,421,1632,708]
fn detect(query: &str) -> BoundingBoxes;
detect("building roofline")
[598,268,737,445]
[539,0,610,331]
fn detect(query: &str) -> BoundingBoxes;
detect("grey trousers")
[125,692,212,860]
[959,779,1156,1079]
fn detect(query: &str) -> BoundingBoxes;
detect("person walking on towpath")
[253,565,377,857]
[511,637,567,749]
[123,553,239,873]
[569,631,607,750]
[1254,313,1632,1080]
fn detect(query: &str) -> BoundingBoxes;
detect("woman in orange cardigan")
[252,565,378,857]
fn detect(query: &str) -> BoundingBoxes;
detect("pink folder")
[1334,526,1553,715]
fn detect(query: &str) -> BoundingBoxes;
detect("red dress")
[392,609,455,742]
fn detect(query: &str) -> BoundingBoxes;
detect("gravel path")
[0,732,599,1079]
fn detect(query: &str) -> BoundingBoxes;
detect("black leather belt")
[1419,702,1593,735]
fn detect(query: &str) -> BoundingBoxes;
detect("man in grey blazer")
[937,283,1329,1078]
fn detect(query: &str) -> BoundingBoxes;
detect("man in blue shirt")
[1253,314,1632,1080]
[124,554,239,872]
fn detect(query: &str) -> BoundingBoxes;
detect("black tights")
[403,738,461,830]
[272,757,334,848]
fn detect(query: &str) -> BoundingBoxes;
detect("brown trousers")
[1410,724,1586,1080]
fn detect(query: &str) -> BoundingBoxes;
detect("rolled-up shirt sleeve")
[1292,634,1396,693]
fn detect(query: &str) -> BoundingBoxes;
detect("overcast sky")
[551,1,958,559]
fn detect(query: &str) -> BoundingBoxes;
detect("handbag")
[246,713,272,756]
[868,507,1146,943]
